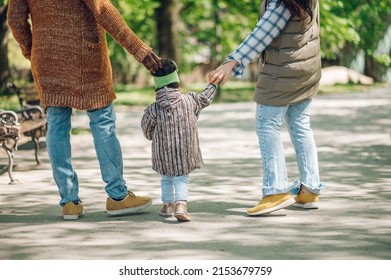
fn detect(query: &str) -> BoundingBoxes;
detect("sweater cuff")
[133,44,153,63]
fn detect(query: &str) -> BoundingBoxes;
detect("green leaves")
[321,0,391,62]
[3,0,389,79]
[320,1,360,59]
[109,0,390,67]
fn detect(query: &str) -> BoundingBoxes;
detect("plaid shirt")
[227,0,291,78]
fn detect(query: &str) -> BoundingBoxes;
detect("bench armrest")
[0,110,20,139]
[0,110,20,126]
[18,105,44,122]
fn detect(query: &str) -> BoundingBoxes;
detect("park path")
[0,85,390,260]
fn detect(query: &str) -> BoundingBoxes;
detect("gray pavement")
[0,85,390,260]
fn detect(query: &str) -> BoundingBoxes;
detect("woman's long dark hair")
[277,0,313,20]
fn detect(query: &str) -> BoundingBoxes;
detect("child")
[141,58,216,222]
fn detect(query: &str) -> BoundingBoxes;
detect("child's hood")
[156,87,182,110]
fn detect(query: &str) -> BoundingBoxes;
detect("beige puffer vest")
[254,0,321,106]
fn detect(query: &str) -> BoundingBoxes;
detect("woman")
[209,0,325,216]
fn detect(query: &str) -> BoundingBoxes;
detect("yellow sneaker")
[106,191,152,216]
[63,201,85,220]
[292,190,319,209]
[247,193,295,216]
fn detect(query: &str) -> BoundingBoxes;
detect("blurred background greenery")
[0,0,390,109]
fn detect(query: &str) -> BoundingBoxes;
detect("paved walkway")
[0,86,390,260]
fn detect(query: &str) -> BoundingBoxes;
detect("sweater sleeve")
[7,0,32,60]
[189,84,217,115]
[141,104,157,141]
[226,0,291,78]
[82,0,152,63]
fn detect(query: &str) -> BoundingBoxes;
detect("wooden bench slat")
[20,119,46,133]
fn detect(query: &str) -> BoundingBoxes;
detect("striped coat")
[141,84,216,176]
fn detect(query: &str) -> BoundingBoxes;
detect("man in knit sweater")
[7,0,162,220]
[141,58,216,222]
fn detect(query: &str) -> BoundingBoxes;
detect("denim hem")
[289,178,326,195]
[262,187,294,197]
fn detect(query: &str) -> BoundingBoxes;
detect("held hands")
[142,51,162,73]
[208,60,238,86]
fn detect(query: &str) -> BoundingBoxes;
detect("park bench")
[0,82,46,184]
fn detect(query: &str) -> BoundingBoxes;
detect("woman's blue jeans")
[46,104,128,206]
[255,99,325,197]
[160,175,189,203]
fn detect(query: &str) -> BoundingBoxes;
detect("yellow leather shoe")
[292,190,319,209]
[106,191,152,216]
[63,201,85,220]
[247,193,295,216]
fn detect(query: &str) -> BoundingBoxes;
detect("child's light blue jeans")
[46,104,128,206]
[255,99,326,197]
[160,174,189,203]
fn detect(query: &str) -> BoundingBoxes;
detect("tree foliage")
[180,0,259,68]
[1,0,390,85]
[320,0,391,64]
[319,0,360,60]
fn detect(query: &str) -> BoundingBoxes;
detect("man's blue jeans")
[255,99,326,197]
[46,104,128,206]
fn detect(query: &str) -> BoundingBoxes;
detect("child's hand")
[207,74,218,86]
[208,60,237,86]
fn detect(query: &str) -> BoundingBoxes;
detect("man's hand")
[142,52,162,73]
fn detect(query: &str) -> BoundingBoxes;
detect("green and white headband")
[153,61,179,89]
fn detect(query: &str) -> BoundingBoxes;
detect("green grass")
[113,81,388,106]
[71,127,91,135]
[114,86,155,107]
[318,82,388,95]
[0,95,20,111]
[1,82,388,110]
[114,82,255,106]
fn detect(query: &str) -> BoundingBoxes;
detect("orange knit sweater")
[7,0,153,110]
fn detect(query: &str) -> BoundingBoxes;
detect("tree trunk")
[364,22,391,83]
[156,0,179,63]
[364,53,383,82]
[211,0,222,100]
[0,4,11,93]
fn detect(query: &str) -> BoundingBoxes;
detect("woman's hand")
[208,60,238,86]
[142,51,162,73]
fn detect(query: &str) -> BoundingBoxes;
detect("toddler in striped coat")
[141,58,217,222]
